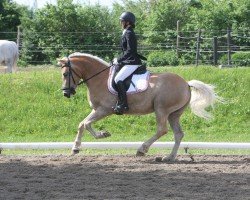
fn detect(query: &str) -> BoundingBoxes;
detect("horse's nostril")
[63,92,71,98]
[62,87,76,98]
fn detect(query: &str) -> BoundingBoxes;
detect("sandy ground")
[0,155,249,200]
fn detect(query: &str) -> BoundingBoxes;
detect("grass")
[2,148,250,156]
[0,66,249,150]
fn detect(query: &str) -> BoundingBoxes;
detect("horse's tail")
[188,80,223,120]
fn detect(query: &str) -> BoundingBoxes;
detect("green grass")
[2,148,250,156]
[0,66,249,146]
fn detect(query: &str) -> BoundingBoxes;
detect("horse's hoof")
[155,157,163,162]
[97,131,111,139]
[136,151,145,157]
[103,131,111,138]
[161,156,175,163]
[155,156,175,163]
[71,149,80,155]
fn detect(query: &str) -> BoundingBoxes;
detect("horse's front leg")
[72,108,111,154]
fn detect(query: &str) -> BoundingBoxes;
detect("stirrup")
[113,104,129,115]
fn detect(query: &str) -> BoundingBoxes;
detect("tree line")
[0,0,249,66]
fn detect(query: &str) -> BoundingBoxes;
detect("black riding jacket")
[117,27,142,65]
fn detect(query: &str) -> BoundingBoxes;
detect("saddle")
[108,64,150,95]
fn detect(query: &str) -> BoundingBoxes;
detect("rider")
[113,11,142,115]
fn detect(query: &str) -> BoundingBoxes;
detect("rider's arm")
[117,30,137,64]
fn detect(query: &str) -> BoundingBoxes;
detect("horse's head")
[58,53,110,98]
[58,57,80,98]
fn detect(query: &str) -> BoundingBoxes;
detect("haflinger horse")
[58,52,221,162]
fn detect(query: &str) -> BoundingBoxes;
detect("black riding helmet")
[119,12,136,25]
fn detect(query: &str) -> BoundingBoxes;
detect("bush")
[147,51,179,67]
[232,52,250,66]
[179,52,196,65]
[219,52,250,66]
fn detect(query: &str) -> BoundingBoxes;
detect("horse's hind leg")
[136,111,168,156]
[162,108,185,162]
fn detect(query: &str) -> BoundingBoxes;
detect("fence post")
[16,26,21,50]
[213,36,218,66]
[176,20,180,58]
[227,28,232,66]
[195,29,201,66]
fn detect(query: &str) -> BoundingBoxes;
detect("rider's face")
[120,20,128,29]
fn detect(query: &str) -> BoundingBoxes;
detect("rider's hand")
[113,58,118,65]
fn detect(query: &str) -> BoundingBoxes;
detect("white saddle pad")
[108,65,150,95]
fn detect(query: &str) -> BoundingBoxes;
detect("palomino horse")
[58,53,221,162]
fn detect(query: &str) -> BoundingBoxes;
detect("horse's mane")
[69,52,109,66]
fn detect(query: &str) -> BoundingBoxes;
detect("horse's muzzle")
[62,87,76,98]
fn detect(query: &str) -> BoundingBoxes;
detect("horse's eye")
[63,72,69,77]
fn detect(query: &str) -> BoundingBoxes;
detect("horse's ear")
[57,58,67,67]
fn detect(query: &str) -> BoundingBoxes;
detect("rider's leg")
[114,80,129,114]
[114,65,139,114]
[114,65,139,83]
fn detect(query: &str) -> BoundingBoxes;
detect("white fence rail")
[0,142,250,150]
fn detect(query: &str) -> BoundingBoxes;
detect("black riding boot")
[114,81,129,115]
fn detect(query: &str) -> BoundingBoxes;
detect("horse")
[58,52,221,162]
[0,40,18,73]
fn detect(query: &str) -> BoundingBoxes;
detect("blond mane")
[69,52,109,66]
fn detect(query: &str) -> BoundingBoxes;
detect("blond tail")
[188,80,223,120]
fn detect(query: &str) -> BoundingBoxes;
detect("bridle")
[61,58,81,86]
[61,57,111,95]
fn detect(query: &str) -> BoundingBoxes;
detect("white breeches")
[114,65,139,83]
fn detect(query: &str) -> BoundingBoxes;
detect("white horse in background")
[0,40,18,73]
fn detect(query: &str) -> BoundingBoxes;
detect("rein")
[63,57,112,86]
[77,64,112,85]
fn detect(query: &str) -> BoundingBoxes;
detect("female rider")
[113,11,142,115]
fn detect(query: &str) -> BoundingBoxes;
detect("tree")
[20,0,118,64]
[187,0,234,32]
[231,0,250,46]
[142,0,191,44]
[0,0,28,39]
[4,0,248,65]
